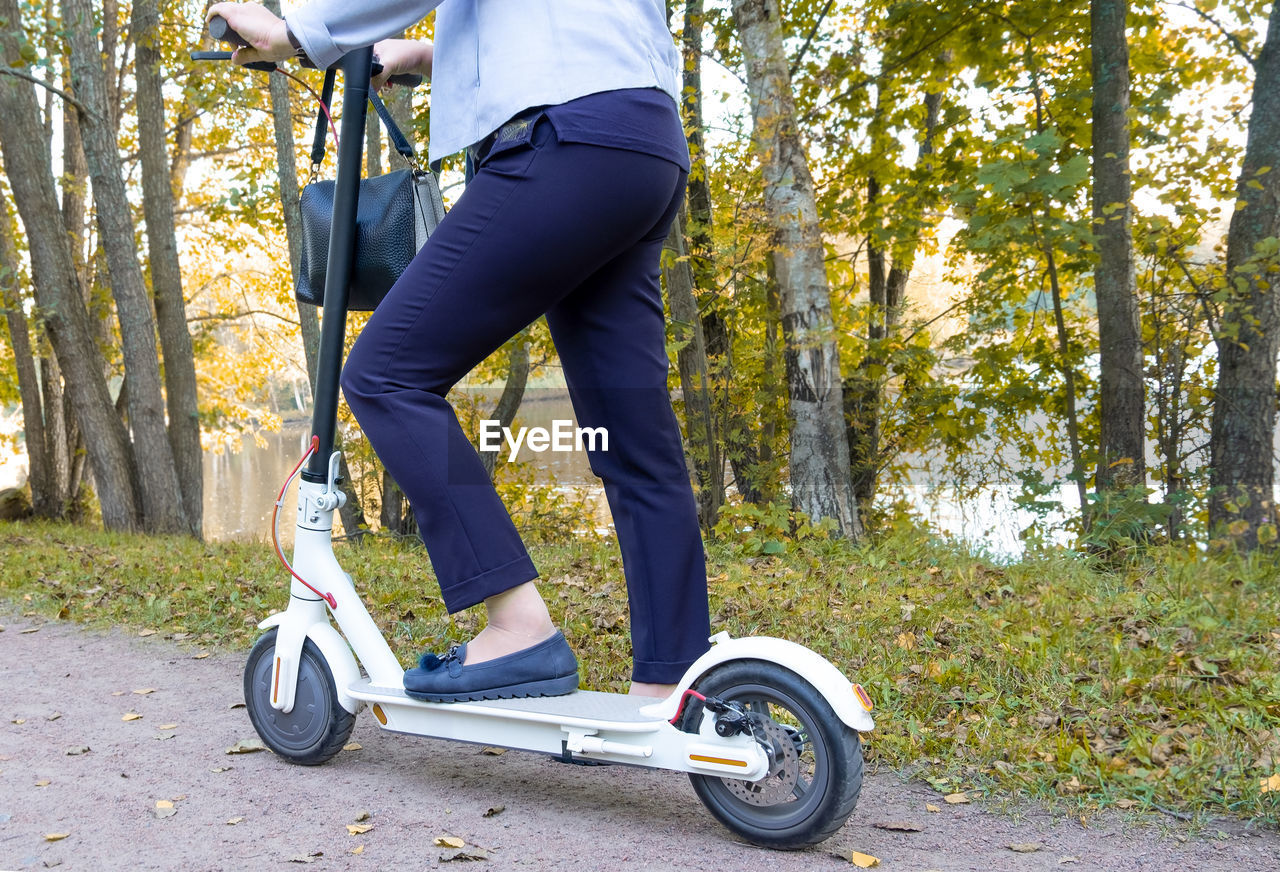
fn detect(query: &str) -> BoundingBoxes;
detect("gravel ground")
[1,616,1276,871]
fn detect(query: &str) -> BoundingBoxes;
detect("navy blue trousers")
[341,115,712,683]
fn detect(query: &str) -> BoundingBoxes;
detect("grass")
[2,518,1278,825]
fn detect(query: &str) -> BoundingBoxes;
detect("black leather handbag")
[296,73,445,311]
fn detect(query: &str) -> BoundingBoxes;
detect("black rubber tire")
[243,628,356,766]
[688,660,864,849]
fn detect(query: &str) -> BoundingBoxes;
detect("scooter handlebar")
[205,14,424,87]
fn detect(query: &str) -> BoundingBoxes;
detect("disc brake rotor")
[725,716,800,806]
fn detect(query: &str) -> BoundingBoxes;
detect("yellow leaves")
[346,823,373,835]
[1008,843,1041,853]
[44,833,69,842]
[122,712,143,721]
[343,742,362,751]
[896,631,917,651]
[226,816,245,825]
[35,778,50,787]
[925,803,941,813]
[351,845,364,855]
[133,687,155,695]
[434,836,465,848]
[155,800,177,819]
[943,792,970,804]
[1260,773,1280,793]
[849,851,881,867]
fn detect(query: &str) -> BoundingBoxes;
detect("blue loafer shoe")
[403,631,579,703]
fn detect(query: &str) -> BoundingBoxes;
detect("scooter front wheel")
[689,660,863,849]
[243,628,356,765]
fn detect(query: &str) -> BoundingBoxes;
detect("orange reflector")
[372,703,387,725]
[272,657,281,703]
[853,683,874,711]
[689,754,748,767]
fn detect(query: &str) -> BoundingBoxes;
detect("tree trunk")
[662,212,724,530]
[0,188,57,516]
[1091,0,1146,504]
[65,0,188,534]
[0,0,140,530]
[731,0,862,539]
[480,330,532,481]
[1209,1,1280,548]
[133,0,204,536]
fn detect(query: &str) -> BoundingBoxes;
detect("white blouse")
[285,0,682,167]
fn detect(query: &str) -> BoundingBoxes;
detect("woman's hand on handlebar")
[371,39,433,90]
[206,2,294,65]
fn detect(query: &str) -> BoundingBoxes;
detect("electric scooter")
[196,19,875,849]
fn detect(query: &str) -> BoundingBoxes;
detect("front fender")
[643,632,875,732]
[258,613,362,715]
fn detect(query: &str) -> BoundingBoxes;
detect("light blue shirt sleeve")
[285,0,441,70]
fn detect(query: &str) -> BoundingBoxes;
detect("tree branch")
[790,0,835,76]
[1166,1,1257,68]
[0,67,94,117]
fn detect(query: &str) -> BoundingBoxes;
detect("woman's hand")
[372,39,434,90]
[206,2,294,66]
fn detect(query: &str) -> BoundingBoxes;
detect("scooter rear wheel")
[244,628,356,765]
[689,660,863,849]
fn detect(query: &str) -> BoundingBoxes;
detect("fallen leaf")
[943,792,970,804]
[20,626,40,634]
[896,631,917,651]
[480,747,506,756]
[11,718,24,725]
[440,847,490,862]
[64,746,90,756]
[35,779,51,787]
[42,859,61,868]
[44,833,69,842]
[434,836,466,848]
[154,800,177,819]
[354,810,371,822]
[226,738,266,754]
[1261,774,1280,793]
[226,817,244,825]
[158,723,178,730]
[1059,856,1080,864]
[1008,843,1041,853]
[289,852,323,863]
[153,732,176,741]
[351,845,364,855]
[111,691,126,696]
[229,702,246,710]
[873,820,922,832]
[192,652,210,659]
[122,712,142,722]
[46,712,62,721]
[138,629,157,637]
[347,823,373,835]
[850,851,880,868]
[210,766,232,773]
[343,742,363,751]
[133,688,155,696]
[483,805,505,818]
[925,803,941,813]
[1116,798,1138,809]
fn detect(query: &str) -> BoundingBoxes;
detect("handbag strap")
[309,69,336,173]
[308,76,421,172]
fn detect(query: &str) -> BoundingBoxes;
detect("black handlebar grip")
[208,15,249,48]
[386,73,425,87]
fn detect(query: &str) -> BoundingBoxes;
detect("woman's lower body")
[340,111,711,693]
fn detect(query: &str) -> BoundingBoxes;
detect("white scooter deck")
[346,680,771,778]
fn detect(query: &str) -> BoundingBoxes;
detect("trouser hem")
[439,554,539,613]
[633,654,705,685]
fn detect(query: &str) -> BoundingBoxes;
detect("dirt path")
[1,616,1275,872]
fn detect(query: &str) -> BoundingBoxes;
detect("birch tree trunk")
[1091,0,1147,506]
[133,0,204,536]
[731,0,862,539]
[65,0,187,533]
[0,189,55,516]
[0,0,139,530]
[1209,1,1280,548]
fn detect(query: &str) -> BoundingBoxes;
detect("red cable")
[271,435,337,609]
[273,68,340,151]
[669,689,707,725]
